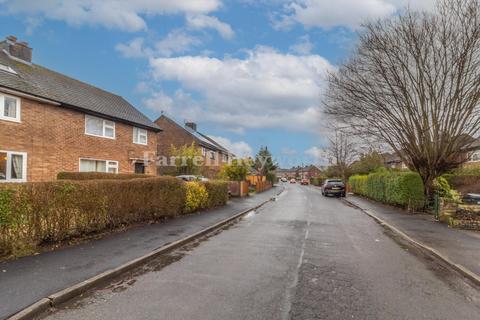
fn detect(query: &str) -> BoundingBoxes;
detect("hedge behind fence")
[203,181,229,208]
[0,176,231,258]
[57,172,155,180]
[443,170,480,194]
[349,171,425,210]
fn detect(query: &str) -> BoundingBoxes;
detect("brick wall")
[1,95,157,182]
[155,116,227,177]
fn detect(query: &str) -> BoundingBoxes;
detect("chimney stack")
[0,35,32,63]
[185,122,197,131]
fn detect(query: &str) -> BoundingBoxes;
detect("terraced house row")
[0,35,232,182]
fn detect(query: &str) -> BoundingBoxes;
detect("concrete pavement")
[345,195,480,279]
[0,187,279,320]
[42,184,480,320]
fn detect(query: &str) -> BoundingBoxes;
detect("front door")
[134,162,145,174]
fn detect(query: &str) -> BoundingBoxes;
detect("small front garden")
[0,173,229,260]
[349,169,480,231]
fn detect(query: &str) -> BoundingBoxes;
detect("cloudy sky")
[0,0,435,167]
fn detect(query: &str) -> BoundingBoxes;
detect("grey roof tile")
[0,51,160,131]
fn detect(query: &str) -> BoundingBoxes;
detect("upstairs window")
[210,151,216,160]
[85,115,115,139]
[133,127,148,145]
[223,154,229,162]
[202,147,207,157]
[0,94,20,122]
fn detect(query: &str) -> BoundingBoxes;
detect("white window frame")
[202,147,207,157]
[222,153,228,162]
[85,115,116,139]
[0,93,21,123]
[79,158,119,174]
[469,150,480,162]
[210,151,216,160]
[0,150,27,182]
[133,127,148,145]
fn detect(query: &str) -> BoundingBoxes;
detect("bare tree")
[327,129,357,181]
[324,0,480,196]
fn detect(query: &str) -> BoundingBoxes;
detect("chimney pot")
[185,122,197,131]
[1,36,32,63]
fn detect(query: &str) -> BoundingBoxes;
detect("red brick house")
[276,165,323,179]
[155,115,233,177]
[0,36,161,182]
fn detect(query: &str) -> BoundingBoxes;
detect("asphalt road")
[0,188,278,320]
[42,184,480,320]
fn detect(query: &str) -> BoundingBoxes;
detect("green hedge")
[57,172,155,180]
[349,172,425,210]
[349,175,368,196]
[0,177,230,258]
[443,171,480,192]
[203,181,229,208]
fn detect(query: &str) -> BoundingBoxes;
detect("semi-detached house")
[155,115,234,177]
[0,36,161,182]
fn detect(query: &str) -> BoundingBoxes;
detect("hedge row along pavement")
[57,172,155,180]
[349,171,425,211]
[0,177,229,259]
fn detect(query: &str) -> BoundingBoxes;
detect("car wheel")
[341,192,346,197]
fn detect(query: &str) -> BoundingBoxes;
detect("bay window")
[85,115,115,139]
[133,127,148,145]
[0,94,21,122]
[0,151,27,182]
[79,159,118,173]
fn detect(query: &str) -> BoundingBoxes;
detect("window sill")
[85,132,116,140]
[133,142,148,146]
[0,116,21,123]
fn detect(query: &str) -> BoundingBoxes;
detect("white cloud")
[281,147,298,155]
[155,30,201,57]
[208,136,253,157]
[116,30,201,59]
[148,46,334,132]
[115,38,149,58]
[289,35,313,54]
[304,146,329,165]
[143,91,175,114]
[186,14,235,39]
[1,0,223,32]
[279,0,437,30]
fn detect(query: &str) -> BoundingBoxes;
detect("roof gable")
[156,115,232,154]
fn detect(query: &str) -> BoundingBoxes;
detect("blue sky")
[0,0,435,167]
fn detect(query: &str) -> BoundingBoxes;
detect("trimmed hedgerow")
[348,175,368,196]
[57,172,155,180]
[349,171,425,210]
[0,177,186,258]
[366,171,389,203]
[385,172,425,209]
[184,181,208,213]
[203,181,229,208]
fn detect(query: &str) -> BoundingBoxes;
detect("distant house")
[381,137,480,170]
[381,152,408,170]
[154,115,234,177]
[276,165,323,179]
[0,36,160,182]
